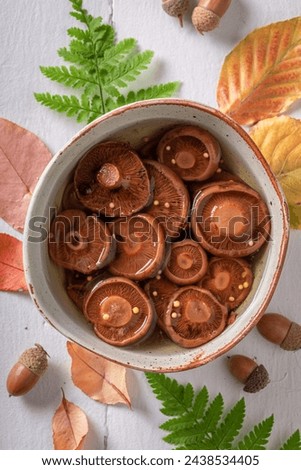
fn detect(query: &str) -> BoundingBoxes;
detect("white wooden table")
[0,0,301,450]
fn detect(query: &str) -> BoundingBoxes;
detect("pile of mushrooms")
[49,126,271,348]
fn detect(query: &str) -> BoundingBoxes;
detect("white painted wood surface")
[0,0,301,450]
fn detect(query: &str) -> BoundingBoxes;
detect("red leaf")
[0,118,52,232]
[0,233,27,292]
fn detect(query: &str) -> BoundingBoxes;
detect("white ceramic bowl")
[23,99,289,372]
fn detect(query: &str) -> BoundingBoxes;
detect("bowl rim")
[23,98,290,372]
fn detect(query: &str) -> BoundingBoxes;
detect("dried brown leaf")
[67,342,131,407]
[0,233,27,292]
[217,18,301,125]
[52,392,88,450]
[0,118,51,232]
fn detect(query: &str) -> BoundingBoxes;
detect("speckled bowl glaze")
[23,99,289,372]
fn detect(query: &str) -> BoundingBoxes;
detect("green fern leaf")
[36,0,180,123]
[236,416,274,450]
[206,398,246,450]
[103,51,154,89]
[280,430,301,450]
[193,387,209,419]
[145,373,191,417]
[40,65,97,90]
[160,413,196,432]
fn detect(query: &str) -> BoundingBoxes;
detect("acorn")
[192,0,232,34]
[162,0,189,27]
[257,313,301,351]
[6,344,49,396]
[228,355,269,393]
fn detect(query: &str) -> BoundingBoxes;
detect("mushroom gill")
[48,209,114,273]
[144,160,190,238]
[191,181,271,257]
[199,257,253,310]
[164,286,228,348]
[83,277,155,346]
[74,141,151,217]
[164,239,208,285]
[157,125,221,181]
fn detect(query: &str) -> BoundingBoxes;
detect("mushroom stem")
[97,163,122,189]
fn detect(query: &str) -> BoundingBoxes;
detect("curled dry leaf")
[0,118,51,232]
[52,391,88,450]
[67,342,131,407]
[0,233,27,292]
[250,116,301,228]
[217,17,301,125]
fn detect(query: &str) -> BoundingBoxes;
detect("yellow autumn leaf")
[250,116,301,228]
[217,18,301,125]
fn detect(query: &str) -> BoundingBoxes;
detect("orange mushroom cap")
[74,141,151,217]
[109,213,166,281]
[164,239,208,285]
[144,160,190,238]
[157,125,221,181]
[191,181,271,257]
[163,286,228,348]
[199,257,253,310]
[83,277,155,346]
[48,210,114,274]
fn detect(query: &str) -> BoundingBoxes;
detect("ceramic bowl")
[23,99,289,372]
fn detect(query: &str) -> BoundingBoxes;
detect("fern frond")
[206,398,245,450]
[145,373,192,417]
[236,416,274,450]
[103,50,154,89]
[101,38,137,68]
[193,387,209,419]
[280,430,301,450]
[40,66,97,90]
[36,0,180,123]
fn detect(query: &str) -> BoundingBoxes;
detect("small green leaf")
[192,387,209,419]
[280,430,301,450]
[236,416,274,450]
[103,51,154,90]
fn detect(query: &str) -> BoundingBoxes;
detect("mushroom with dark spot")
[83,277,155,346]
[74,141,151,217]
[157,125,221,181]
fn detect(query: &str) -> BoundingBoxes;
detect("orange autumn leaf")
[217,17,301,125]
[67,341,131,407]
[52,392,88,450]
[0,118,52,232]
[0,233,27,292]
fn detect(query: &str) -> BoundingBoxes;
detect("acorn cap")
[281,321,301,351]
[74,141,151,217]
[19,344,48,377]
[199,257,253,310]
[83,277,155,346]
[49,210,114,274]
[191,181,271,257]
[109,213,165,281]
[243,364,269,393]
[144,276,178,332]
[164,239,208,285]
[163,286,228,348]
[192,7,220,33]
[157,125,221,181]
[162,0,189,27]
[144,160,190,238]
